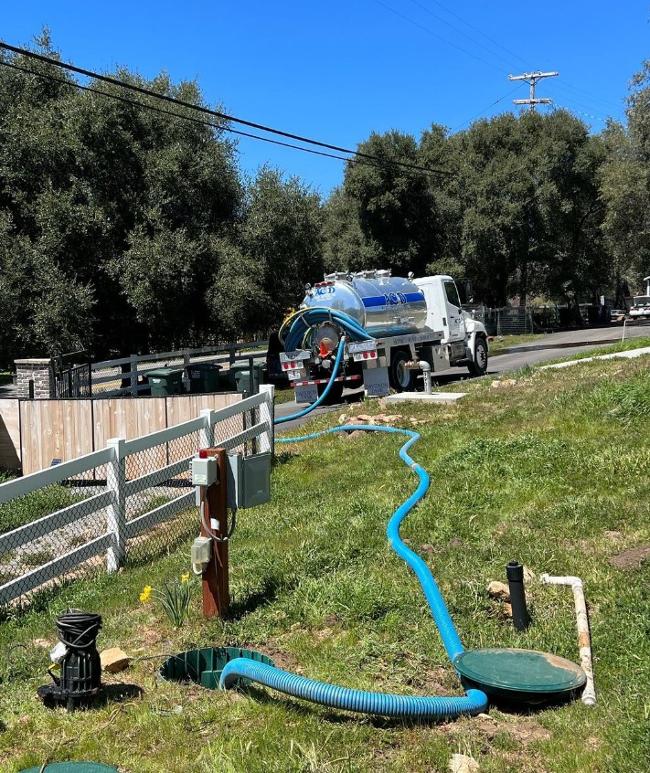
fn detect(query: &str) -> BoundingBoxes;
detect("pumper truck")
[277,270,489,403]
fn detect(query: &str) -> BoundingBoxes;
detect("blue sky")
[1,1,647,195]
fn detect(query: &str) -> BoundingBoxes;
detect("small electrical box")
[227,452,271,510]
[191,536,212,574]
[191,455,217,487]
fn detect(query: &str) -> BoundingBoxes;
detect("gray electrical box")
[227,451,272,510]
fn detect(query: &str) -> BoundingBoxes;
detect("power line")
[373,0,507,76]
[425,0,530,69]
[405,0,521,73]
[452,83,526,132]
[0,59,456,180]
[387,0,620,121]
[0,41,452,178]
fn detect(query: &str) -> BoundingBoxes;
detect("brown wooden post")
[199,448,229,618]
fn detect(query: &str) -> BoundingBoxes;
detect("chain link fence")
[0,388,273,610]
[464,306,536,336]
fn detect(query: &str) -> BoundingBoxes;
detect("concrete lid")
[14,358,52,365]
[384,391,466,404]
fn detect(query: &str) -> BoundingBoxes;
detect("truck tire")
[390,349,415,392]
[468,337,488,377]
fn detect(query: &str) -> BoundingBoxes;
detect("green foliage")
[0,35,321,365]
[156,575,194,628]
[239,167,323,327]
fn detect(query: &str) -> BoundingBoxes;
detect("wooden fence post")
[200,448,229,618]
[129,355,138,396]
[106,437,126,572]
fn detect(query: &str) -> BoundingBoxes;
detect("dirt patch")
[445,714,551,746]
[257,642,299,672]
[609,544,650,570]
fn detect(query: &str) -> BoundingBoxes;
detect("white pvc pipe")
[540,573,596,706]
[418,360,433,394]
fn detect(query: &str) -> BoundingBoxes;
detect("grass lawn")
[274,386,296,405]
[550,335,650,363]
[0,355,648,772]
[0,372,12,387]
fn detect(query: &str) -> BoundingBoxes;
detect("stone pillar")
[14,358,55,399]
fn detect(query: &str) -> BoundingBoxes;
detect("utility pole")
[509,71,559,110]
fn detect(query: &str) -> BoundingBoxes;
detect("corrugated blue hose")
[273,335,348,426]
[284,307,371,352]
[220,424,488,718]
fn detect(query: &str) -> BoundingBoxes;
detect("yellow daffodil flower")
[139,584,153,603]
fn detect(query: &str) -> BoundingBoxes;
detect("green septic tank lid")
[20,764,118,773]
[160,646,275,690]
[454,648,586,702]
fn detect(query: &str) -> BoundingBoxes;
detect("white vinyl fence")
[0,386,274,606]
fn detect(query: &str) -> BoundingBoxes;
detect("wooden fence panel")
[93,398,167,478]
[166,393,241,463]
[14,392,245,476]
[0,399,21,470]
[20,400,94,475]
[165,392,240,427]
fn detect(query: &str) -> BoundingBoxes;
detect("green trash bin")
[186,362,222,393]
[232,362,265,395]
[147,367,184,396]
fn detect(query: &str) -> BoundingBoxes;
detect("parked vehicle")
[629,276,650,320]
[277,270,489,403]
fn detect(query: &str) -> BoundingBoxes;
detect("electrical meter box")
[227,452,271,510]
[191,456,218,487]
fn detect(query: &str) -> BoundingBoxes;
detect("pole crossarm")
[508,71,559,110]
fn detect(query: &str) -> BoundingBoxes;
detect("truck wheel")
[390,350,415,392]
[317,380,344,404]
[468,337,488,377]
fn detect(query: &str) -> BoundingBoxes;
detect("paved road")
[275,324,649,432]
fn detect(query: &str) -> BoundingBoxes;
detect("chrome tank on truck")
[301,269,428,338]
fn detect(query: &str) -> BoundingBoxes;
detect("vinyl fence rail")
[0,385,274,606]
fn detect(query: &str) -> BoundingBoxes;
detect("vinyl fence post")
[106,437,126,572]
[258,384,275,454]
[199,408,215,450]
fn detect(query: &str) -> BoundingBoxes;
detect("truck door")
[443,279,465,342]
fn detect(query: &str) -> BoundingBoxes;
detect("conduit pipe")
[220,424,488,719]
[540,573,596,706]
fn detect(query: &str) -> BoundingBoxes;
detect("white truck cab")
[414,275,489,378]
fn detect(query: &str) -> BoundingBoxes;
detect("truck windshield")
[444,280,461,308]
[633,296,650,305]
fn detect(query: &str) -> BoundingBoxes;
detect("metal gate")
[53,351,92,398]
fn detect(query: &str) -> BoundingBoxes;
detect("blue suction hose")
[276,307,372,426]
[283,307,371,352]
[274,335,348,426]
[219,424,488,718]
